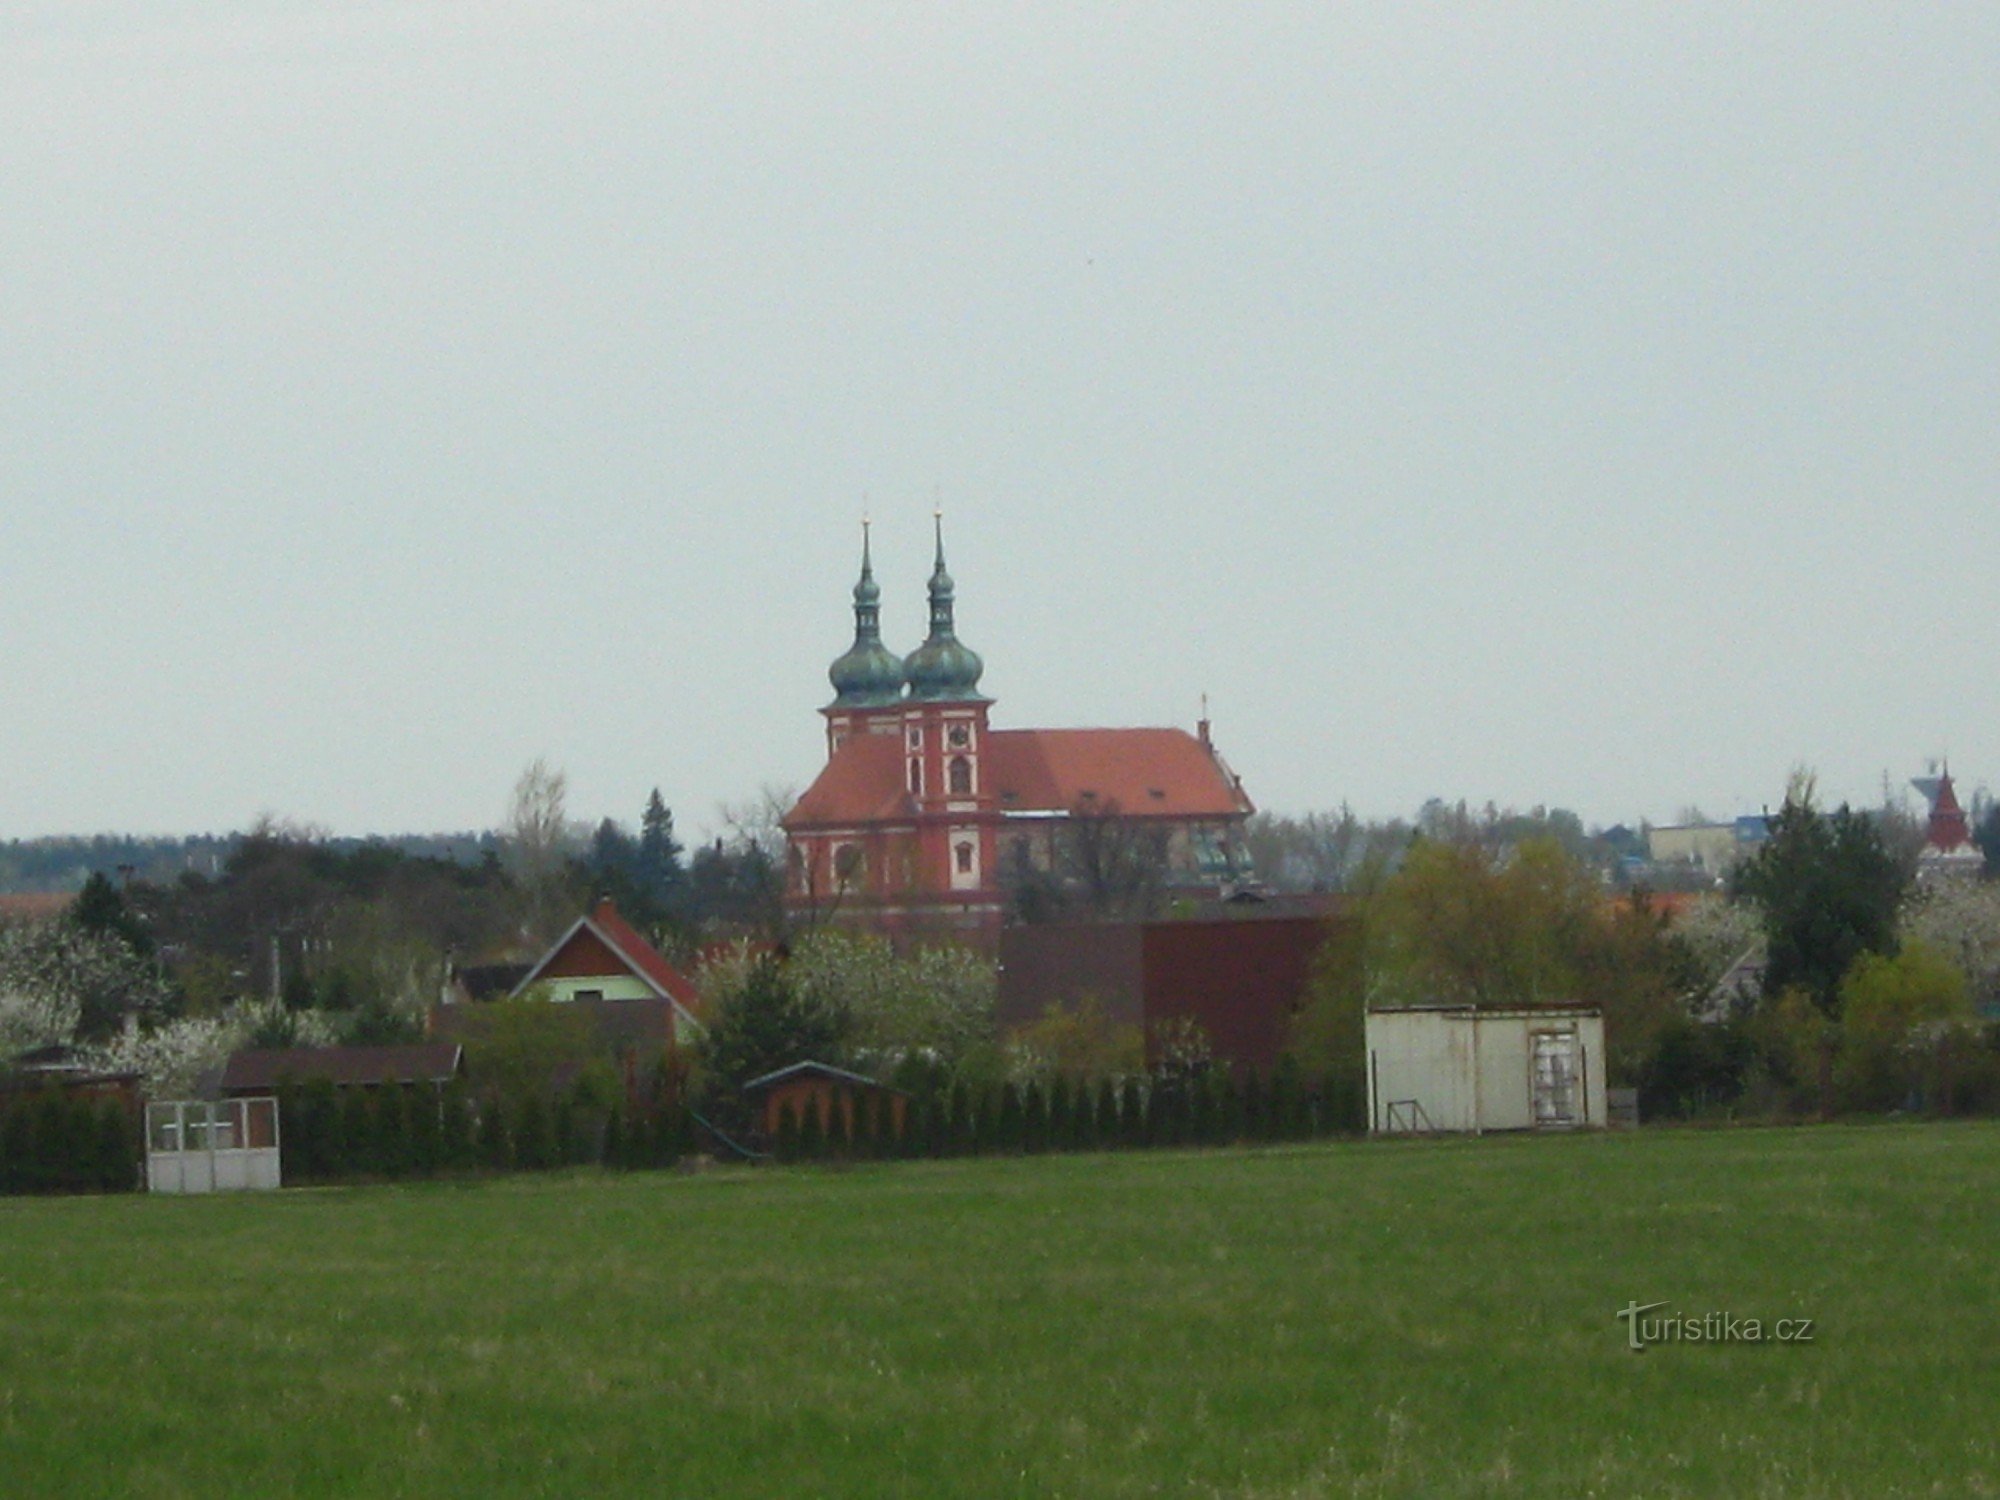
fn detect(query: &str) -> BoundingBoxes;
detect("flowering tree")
[0,921,172,1052]
[1900,879,2000,1013]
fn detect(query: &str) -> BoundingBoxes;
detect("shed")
[218,1043,464,1097]
[1365,1006,1607,1134]
[740,1061,908,1141]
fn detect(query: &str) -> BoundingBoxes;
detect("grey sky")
[4,3,1995,840]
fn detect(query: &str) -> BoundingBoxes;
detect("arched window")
[948,755,972,795]
[908,758,923,795]
[954,841,975,875]
[834,844,865,889]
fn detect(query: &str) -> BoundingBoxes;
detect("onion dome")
[827,520,905,707]
[902,512,987,701]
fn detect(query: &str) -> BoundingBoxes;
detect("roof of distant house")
[786,726,1252,829]
[219,1043,464,1093]
[0,892,77,923]
[741,1060,907,1095]
[512,898,701,1015]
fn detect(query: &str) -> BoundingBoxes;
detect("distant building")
[1646,817,1766,878]
[783,519,1255,940]
[1365,1005,1608,1134]
[996,906,1345,1076]
[1914,767,1984,881]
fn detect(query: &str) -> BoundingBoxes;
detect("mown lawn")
[2,1122,1996,1498]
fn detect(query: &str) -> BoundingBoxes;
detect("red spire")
[1927,770,1972,851]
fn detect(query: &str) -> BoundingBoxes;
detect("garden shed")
[741,1061,908,1142]
[1365,1005,1606,1134]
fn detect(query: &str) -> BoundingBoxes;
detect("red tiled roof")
[515,899,701,1013]
[786,733,916,828]
[588,899,701,1009]
[220,1043,463,1092]
[786,726,1252,828]
[988,729,1254,819]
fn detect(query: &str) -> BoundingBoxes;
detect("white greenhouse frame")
[146,1097,282,1194]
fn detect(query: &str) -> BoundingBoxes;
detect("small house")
[1365,1005,1607,1134]
[741,1061,908,1141]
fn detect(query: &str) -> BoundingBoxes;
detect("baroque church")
[782,519,1255,938]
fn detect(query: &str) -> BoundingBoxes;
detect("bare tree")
[506,757,582,945]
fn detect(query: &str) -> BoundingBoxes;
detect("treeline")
[771,1066,1363,1162]
[0,1092,139,1195]
[275,1079,699,1183]
[0,832,502,894]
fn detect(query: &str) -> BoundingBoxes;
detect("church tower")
[822,518,906,756]
[898,512,998,902]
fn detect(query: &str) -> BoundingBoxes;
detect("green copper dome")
[902,514,987,702]
[828,522,906,708]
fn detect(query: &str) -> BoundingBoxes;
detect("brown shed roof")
[219,1043,464,1092]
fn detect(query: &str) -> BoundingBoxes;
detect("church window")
[948,755,972,795]
[947,724,970,750]
[955,841,975,875]
[907,728,923,751]
[908,758,923,795]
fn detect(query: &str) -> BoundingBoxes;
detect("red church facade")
[782,519,1255,940]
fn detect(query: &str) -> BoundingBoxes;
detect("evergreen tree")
[409,1089,443,1176]
[1732,783,1909,1015]
[1,1102,31,1193]
[1118,1079,1145,1148]
[339,1089,373,1177]
[1020,1081,1046,1154]
[372,1088,412,1178]
[514,1094,555,1170]
[639,790,687,914]
[1240,1070,1265,1143]
[95,1101,136,1192]
[1092,1079,1118,1151]
[73,871,153,956]
[477,1095,512,1170]
[602,1104,628,1169]
[996,1084,1024,1153]
[1047,1077,1074,1152]
[441,1083,478,1171]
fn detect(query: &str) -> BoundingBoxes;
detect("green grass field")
[3,1123,1996,1498]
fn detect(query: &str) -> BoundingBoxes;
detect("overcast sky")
[3,3,1994,842]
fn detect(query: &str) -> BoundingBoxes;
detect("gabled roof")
[784,725,1253,829]
[740,1060,907,1095]
[220,1043,464,1092]
[512,898,702,1020]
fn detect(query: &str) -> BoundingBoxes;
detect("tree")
[1834,942,1975,1111]
[696,953,851,1122]
[507,758,582,942]
[73,873,153,956]
[1005,995,1144,1082]
[453,992,596,1107]
[1731,778,1908,1015]
[1060,798,1172,919]
[786,930,995,1068]
[638,790,687,915]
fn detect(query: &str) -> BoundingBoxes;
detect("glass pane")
[245,1098,278,1149]
[211,1100,243,1150]
[148,1106,180,1154]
